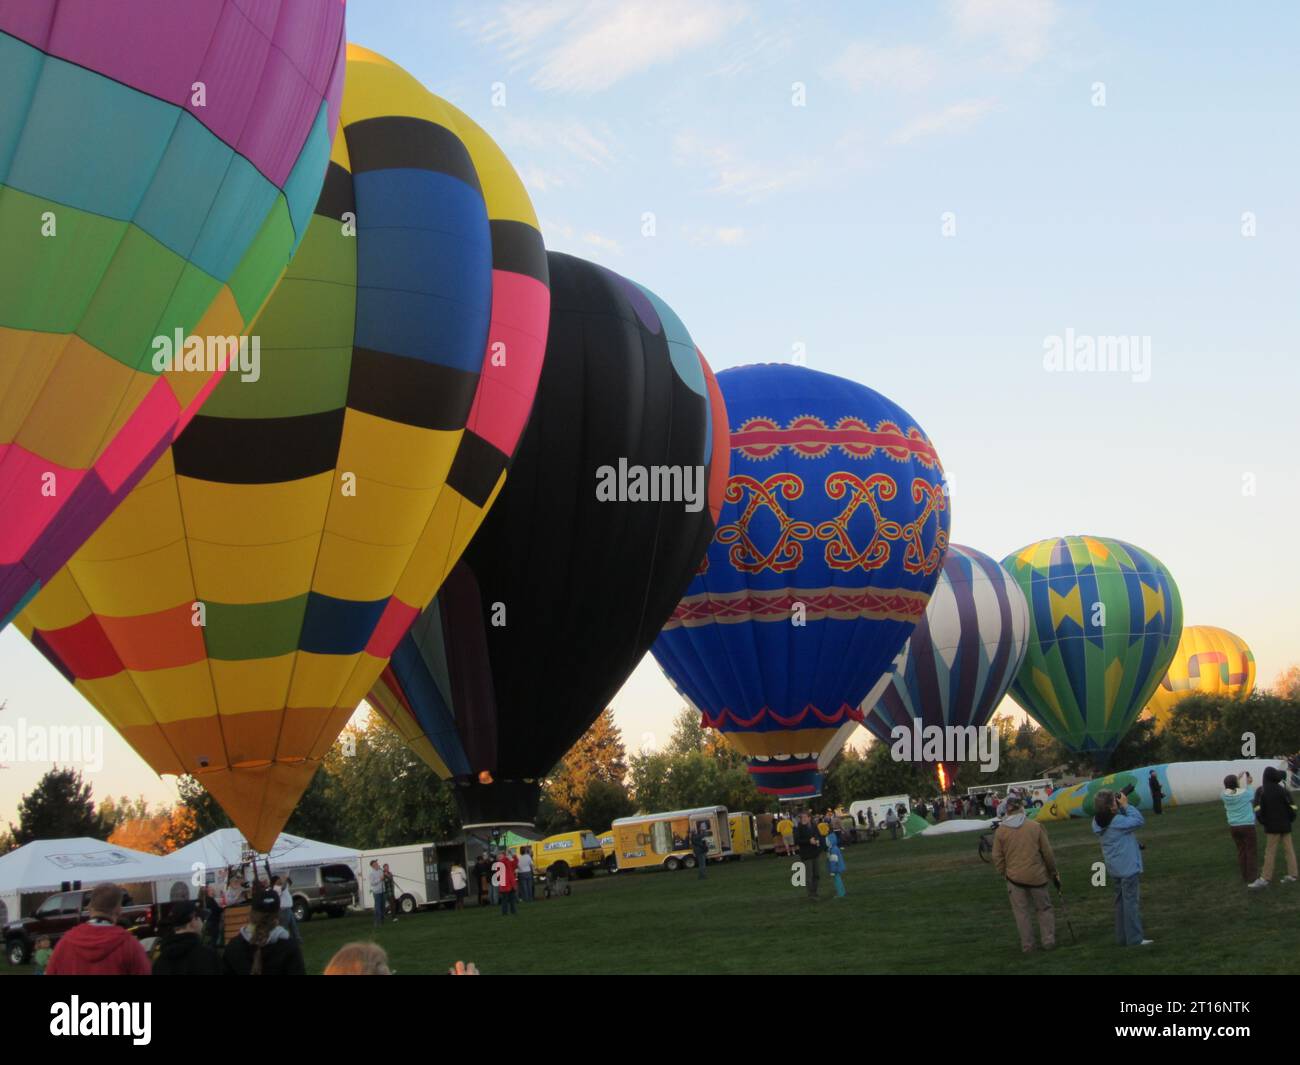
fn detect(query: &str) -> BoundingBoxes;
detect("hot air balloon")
[13,47,549,850]
[862,543,1029,783]
[651,363,951,798]
[0,0,348,628]
[1145,625,1256,729]
[367,252,729,827]
[1001,536,1182,767]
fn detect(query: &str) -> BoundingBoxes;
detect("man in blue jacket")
[1093,789,1152,946]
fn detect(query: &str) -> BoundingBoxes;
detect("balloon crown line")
[732,415,941,467]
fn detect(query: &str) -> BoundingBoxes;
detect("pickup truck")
[4,888,177,965]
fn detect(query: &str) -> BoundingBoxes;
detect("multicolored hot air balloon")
[652,363,950,798]
[1001,536,1183,767]
[368,252,729,827]
[13,46,549,849]
[862,543,1029,780]
[1144,624,1256,730]
[0,0,348,628]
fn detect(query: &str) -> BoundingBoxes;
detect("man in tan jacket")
[991,795,1058,952]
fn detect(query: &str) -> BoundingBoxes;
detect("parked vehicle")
[727,812,758,858]
[848,795,912,831]
[280,863,359,923]
[4,887,176,965]
[612,807,733,872]
[357,845,442,915]
[517,830,605,879]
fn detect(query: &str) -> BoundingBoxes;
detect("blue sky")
[2,1,1296,817]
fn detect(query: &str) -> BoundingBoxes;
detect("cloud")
[888,98,996,145]
[673,132,815,203]
[683,224,747,247]
[466,0,748,93]
[949,0,1059,66]
[541,219,623,257]
[492,114,617,170]
[827,42,939,92]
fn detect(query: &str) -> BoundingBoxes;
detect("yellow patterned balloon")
[1144,625,1256,729]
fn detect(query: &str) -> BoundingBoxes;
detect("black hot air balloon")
[367,252,730,826]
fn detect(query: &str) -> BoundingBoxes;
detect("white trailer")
[358,844,443,915]
[848,795,912,830]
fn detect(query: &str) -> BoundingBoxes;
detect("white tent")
[0,837,196,922]
[169,829,360,877]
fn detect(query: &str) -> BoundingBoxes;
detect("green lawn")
[290,803,1298,975]
[6,803,1293,975]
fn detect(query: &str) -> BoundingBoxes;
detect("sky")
[2,0,1297,821]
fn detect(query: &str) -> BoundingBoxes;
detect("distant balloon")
[0,0,348,628]
[652,363,950,797]
[368,252,729,827]
[14,47,549,850]
[1145,625,1256,730]
[863,544,1029,776]
[1001,536,1183,766]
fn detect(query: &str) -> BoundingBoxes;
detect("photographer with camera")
[1093,786,1152,946]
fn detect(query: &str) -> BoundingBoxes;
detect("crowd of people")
[988,766,1295,952]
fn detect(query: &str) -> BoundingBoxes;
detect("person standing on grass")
[825,831,847,898]
[991,795,1057,953]
[1221,772,1261,887]
[368,860,385,928]
[450,861,468,909]
[690,825,710,879]
[1254,765,1298,886]
[794,811,824,900]
[514,847,535,899]
[382,864,398,919]
[272,876,300,943]
[495,850,519,916]
[1148,771,1165,815]
[222,889,306,975]
[884,805,899,840]
[1093,789,1151,947]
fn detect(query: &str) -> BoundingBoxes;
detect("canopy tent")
[169,829,361,876]
[0,837,194,899]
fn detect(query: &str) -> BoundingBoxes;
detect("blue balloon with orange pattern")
[651,363,950,797]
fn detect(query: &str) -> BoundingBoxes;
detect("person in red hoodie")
[494,850,519,916]
[46,882,151,976]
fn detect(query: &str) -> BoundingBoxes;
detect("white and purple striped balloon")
[863,543,1029,743]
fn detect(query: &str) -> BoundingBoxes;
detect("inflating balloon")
[652,363,950,797]
[863,543,1029,778]
[368,252,728,827]
[14,46,549,850]
[0,0,348,628]
[1001,536,1182,767]
[1144,624,1256,730]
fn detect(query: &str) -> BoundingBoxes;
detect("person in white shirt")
[449,862,468,909]
[272,875,300,943]
[368,860,385,928]
[516,848,536,902]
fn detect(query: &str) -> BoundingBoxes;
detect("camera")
[1120,784,1136,797]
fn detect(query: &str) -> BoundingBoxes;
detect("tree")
[1271,666,1300,700]
[9,767,108,845]
[108,813,172,854]
[665,706,707,757]
[577,779,636,833]
[98,795,153,836]
[542,709,628,822]
[174,775,233,841]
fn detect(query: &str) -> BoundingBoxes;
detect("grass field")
[283,803,1299,975]
[6,803,1294,976]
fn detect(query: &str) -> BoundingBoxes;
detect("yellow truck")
[727,812,758,858]
[597,830,618,873]
[514,830,605,879]
[611,806,732,872]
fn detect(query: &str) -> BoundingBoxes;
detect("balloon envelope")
[1144,624,1256,729]
[368,252,729,827]
[863,543,1029,768]
[1001,535,1183,766]
[0,0,348,627]
[652,363,951,797]
[14,47,549,849]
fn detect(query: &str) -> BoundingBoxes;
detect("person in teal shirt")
[825,831,847,897]
[1093,789,1151,946]
[33,936,52,975]
[1221,771,1263,887]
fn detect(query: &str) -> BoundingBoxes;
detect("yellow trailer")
[612,806,732,872]
[511,830,604,879]
[727,812,758,858]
